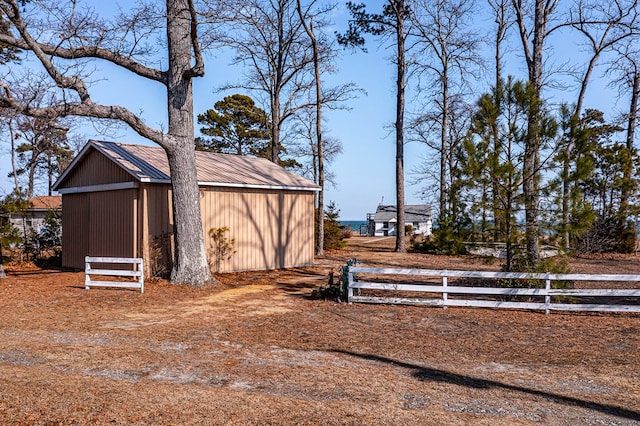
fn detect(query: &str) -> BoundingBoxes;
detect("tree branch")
[184,0,205,79]
[0,95,165,145]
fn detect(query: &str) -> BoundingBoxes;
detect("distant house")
[366,205,432,237]
[52,140,320,275]
[7,196,62,236]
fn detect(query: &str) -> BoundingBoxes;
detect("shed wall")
[63,149,135,188]
[61,189,137,270]
[140,184,173,277]
[199,187,315,272]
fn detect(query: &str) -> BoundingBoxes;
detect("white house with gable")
[366,205,432,237]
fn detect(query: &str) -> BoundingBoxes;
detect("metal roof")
[373,205,432,222]
[54,140,320,191]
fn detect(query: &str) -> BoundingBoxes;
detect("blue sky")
[0,1,629,220]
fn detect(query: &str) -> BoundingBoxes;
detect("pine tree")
[197,94,270,156]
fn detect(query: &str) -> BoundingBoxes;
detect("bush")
[498,253,573,302]
[412,214,469,255]
[576,217,638,254]
[208,227,236,273]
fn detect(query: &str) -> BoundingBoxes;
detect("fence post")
[85,257,91,290]
[347,267,354,304]
[442,272,448,309]
[545,273,551,315]
[138,259,144,294]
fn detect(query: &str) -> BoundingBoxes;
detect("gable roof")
[53,140,320,192]
[373,205,432,222]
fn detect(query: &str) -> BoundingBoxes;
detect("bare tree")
[488,0,514,94]
[296,0,325,255]
[290,107,342,187]
[213,0,324,166]
[3,75,75,197]
[411,0,483,219]
[0,0,212,285]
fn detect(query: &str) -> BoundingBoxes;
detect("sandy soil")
[0,237,638,425]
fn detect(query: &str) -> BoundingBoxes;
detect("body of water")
[340,220,367,231]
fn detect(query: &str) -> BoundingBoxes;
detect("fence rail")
[85,256,144,293]
[347,267,640,314]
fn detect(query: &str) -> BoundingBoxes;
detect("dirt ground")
[0,236,639,425]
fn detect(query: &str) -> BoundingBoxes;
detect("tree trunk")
[27,156,36,198]
[561,141,571,250]
[622,70,639,212]
[394,0,406,253]
[9,117,19,194]
[296,0,324,256]
[440,72,448,217]
[166,0,212,285]
[0,242,5,279]
[491,2,506,241]
[627,71,639,151]
[523,100,541,262]
[313,33,324,257]
[270,93,281,164]
[515,0,556,263]
[47,151,53,196]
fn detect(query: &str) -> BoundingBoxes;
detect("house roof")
[53,140,320,192]
[28,196,62,211]
[373,205,432,222]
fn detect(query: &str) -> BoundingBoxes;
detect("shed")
[52,140,320,275]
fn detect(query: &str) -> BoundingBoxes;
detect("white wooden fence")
[347,267,640,314]
[85,256,144,293]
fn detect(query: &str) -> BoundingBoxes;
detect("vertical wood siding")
[199,187,315,272]
[141,184,173,277]
[61,193,89,269]
[61,178,314,274]
[61,190,136,270]
[63,149,135,187]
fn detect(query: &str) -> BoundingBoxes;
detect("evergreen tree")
[323,201,345,250]
[197,94,270,156]
[462,79,529,268]
[578,140,639,253]
[458,78,556,269]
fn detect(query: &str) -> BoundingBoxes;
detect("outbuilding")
[52,140,320,276]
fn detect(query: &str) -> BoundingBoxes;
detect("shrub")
[497,253,573,302]
[149,232,173,279]
[412,215,469,255]
[208,227,236,273]
[576,217,638,254]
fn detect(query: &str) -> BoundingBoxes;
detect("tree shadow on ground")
[332,349,640,422]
